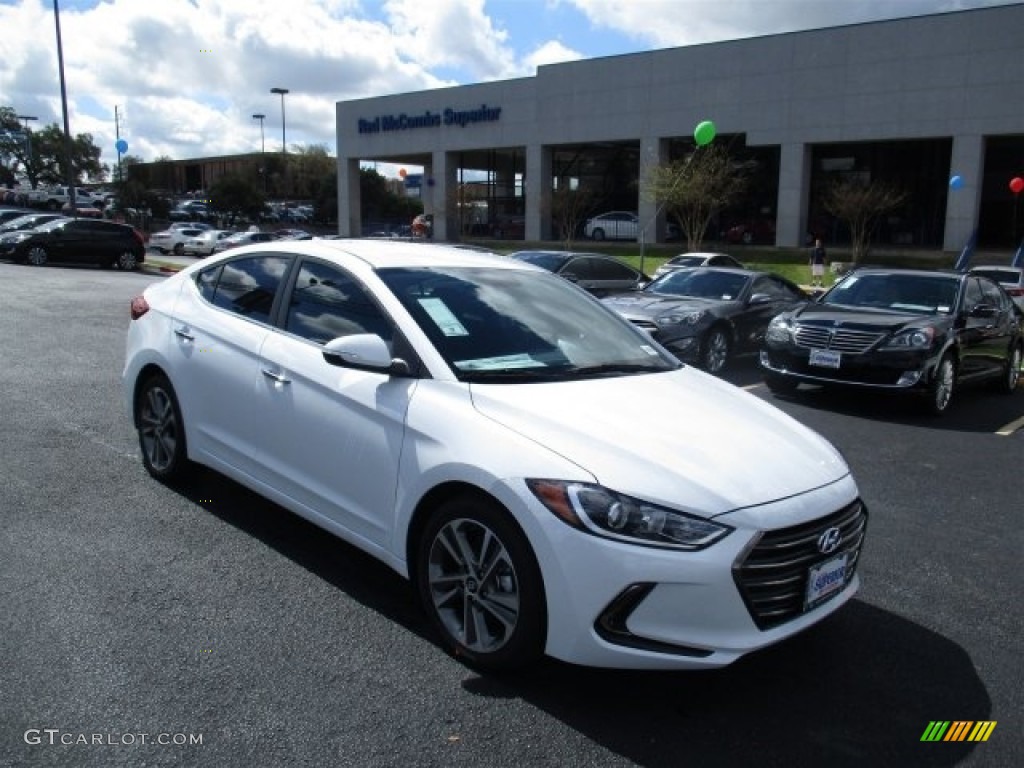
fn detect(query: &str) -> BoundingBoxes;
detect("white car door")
[170,253,291,477]
[254,258,415,548]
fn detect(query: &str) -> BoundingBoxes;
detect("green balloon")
[694,120,716,146]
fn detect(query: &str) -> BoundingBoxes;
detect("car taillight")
[130,295,149,320]
[1006,287,1024,297]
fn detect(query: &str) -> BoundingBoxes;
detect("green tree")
[208,173,266,224]
[2,118,108,187]
[821,178,908,263]
[551,177,595,250]
[644,144,755,251]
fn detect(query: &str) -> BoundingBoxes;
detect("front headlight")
[765,315,793,343]
[527,480,732,550]
[882,327,935,349]
[656,309,705,327]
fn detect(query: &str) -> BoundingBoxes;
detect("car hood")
[791,303,950,331]
[602,293,728,319]
[468,368,848,517]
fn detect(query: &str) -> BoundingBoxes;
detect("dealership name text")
[24,729,203,746]
[358,104,501,134]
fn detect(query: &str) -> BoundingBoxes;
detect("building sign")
[358,104,501,134]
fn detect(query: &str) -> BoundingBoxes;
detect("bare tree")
[644,144,755,251]
[551,178,595,250]
[822,178,907,263]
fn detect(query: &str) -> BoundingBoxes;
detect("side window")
[979,279,1008,312]
[964,278,985,310]
[589,257,636,280]
[196,265,222,303]
[204,255,290,323]
[284,260,393,344]
[561,258,591,280]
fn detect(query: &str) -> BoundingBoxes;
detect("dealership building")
[335,3,1023,250]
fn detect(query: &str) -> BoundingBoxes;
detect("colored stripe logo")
[921,721,996,742]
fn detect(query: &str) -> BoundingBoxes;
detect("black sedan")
[602,267,808,373]
[760,268,1022,415]
[509,250,648,296]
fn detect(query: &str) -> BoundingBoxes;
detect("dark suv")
[8,218,146,270]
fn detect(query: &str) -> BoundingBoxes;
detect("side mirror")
[322,334,411,376]
[748,293,772,306]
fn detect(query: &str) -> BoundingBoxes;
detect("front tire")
[416,494,546,671]
[135,373,191,483]
[26,245,48,267]
[590,228,605,241]
[924,354,955,416]
[172,242,184,255]
[700,327,731,374]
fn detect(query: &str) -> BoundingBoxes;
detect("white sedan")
[122,239,867,671]
[182,229,234,257]
[148,226,209,255]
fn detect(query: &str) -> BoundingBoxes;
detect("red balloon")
[1010,177,1024,194]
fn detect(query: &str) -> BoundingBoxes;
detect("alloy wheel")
[932,357,954,413]
[26,245,48,267]
[139,384,178,473]
[118,251,137,271]
[426,517,521,655]
[702,329,730,374]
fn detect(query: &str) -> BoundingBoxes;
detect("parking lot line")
[996,414,1024,436]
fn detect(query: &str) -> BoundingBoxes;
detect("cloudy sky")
[0,0,1018,176]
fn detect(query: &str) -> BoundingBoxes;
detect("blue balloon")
[949,175,963,190]
[115,139,128,154]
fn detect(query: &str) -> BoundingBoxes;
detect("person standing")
[809,238,827,288]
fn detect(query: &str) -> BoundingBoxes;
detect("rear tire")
[116,250,138,271]
[135,373,192,483]
[924,354,955,416]
[995,344,1021,394]
[416,494,546,671]
[590,228,605,241]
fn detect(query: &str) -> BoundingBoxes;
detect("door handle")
[173,326,195,341]
[261,368,291,384]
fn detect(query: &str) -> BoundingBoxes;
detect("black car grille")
[733,500,868,630]
[630,319,660,334]
[794,326,884,354]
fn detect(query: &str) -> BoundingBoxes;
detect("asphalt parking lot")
[1,262,1021,768]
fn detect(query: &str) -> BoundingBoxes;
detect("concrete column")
[944,135,984,252]
[336,157,361,236]
[525,144,552,241]
[429,151,457,241]
[638,136,669,242]
[777,142,811,248]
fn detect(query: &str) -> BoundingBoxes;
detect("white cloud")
[524,40,586,71]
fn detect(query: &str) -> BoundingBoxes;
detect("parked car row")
[0,212,145,270]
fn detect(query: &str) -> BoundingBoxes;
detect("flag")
[953,229,977,273]
[1011,237,1024,269]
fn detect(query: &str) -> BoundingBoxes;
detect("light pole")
[270,88,288,154]
[270,88,289,202]
[252,113,266,193]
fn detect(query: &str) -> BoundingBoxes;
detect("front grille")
[630,319,659,334]
[733,500,868,630]
[794,326,884,354]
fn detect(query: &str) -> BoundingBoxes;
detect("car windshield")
[669,256,707,267]
[33,218,72,233]
[822,273,960,315]
[646,269,749,300]
[512,252,570,272]
[378,266,678,382]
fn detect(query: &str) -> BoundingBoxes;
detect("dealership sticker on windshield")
[418,298,469,336]
[809,349,841,369]
[805,553,848,610]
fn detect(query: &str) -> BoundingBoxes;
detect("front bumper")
[510,473,864,669]
[761,343,937,390]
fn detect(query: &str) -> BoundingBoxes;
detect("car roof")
[211,239,540,272]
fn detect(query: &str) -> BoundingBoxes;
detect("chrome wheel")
[26,245,48,267]
[117,251,137,271]
[927,355,955,415]
[701,328,731,374]
[999,345,1021,394]
[427,518,520,654]
[136,374,190,481]
[417,496,545,670]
